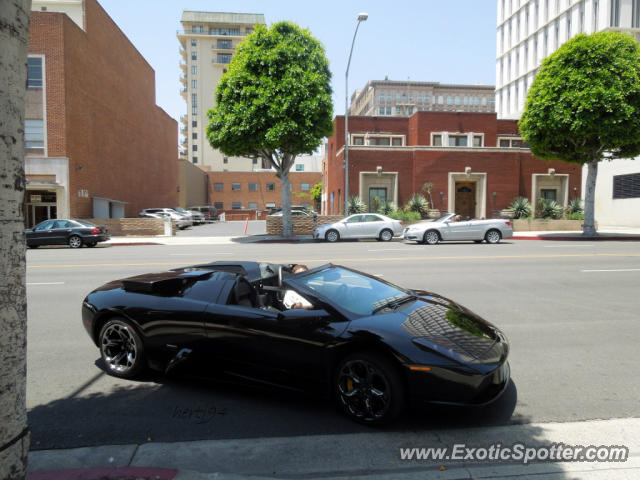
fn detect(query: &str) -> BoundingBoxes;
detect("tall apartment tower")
[496,0,640,226]
[177,11,265,172]
[350,80,495,116]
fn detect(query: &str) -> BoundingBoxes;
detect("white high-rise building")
[178,11,265,172]
[496,0,640,226]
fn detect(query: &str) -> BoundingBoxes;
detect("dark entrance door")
[455,182,476,219]
[368,187,387,213]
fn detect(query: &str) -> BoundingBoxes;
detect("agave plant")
[405,193,429,216]
[347,195,367,214]
[508,196,532,219]
[377,200,395,215]
[536,198,563,219]
[566,198,583,215]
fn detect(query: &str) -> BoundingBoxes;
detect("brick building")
[25,0,178,226]
[323,112,582,217]
[207,171,321,217]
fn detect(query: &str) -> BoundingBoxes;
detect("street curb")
[106,242,162,247]
[512,235,640,241]
[27,466,178,480]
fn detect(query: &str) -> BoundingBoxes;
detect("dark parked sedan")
[82,261,510,424]
[27,219,110,248]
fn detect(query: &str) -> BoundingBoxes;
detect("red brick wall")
[323,113,582,214]
[29,0,179,218]
[206,171,322,210]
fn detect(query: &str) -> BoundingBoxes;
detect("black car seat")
[232,277,256,307]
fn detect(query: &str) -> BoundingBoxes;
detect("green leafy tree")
[207,22,333,236]
[310,182,322,210]
[520,32,640,236]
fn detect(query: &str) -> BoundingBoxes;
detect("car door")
[29,219,55,245]
[51,219,74,244]
[341,215,365,238]
[363,214,386,238]
[440,219,472,240]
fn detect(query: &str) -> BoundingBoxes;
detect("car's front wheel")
[68,235,82,248]
[485,229,502,244]
[379,229,393,242]
[423,230,440,245]
[325,229,340,243]
[335,353,405,425]
[99,318,145,379]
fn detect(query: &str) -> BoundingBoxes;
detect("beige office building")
[178,11,265,171]
[349,79,495,116]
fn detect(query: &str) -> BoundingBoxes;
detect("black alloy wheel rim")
[338,359,391,421]
[101,323,137,373]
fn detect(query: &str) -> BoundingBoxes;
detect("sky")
[98,0,498,123]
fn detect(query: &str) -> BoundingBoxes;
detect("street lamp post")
[344,12,368,215]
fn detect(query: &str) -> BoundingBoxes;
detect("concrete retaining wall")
[513,219,593,231]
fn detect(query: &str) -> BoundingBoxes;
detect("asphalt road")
[25,239,640,450]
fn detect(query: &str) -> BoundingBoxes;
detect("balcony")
[180,115,188,127]
[180,62,187,74]
[179,48,186,61]
[180,87,187,101]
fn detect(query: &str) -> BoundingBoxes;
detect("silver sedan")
[403,213,513,244]
[313,214,404,242]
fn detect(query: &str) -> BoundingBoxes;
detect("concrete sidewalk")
[103,227,640,246]
[27,417,640,479]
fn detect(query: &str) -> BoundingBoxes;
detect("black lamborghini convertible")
[82,261,510,424]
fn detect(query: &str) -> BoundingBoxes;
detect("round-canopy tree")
[207,21,333,236]
[520,31,640,236]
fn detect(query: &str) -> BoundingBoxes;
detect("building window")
[498,137,529,148]
[395,93,401,102]
[192,132,197,139]
[192,156,198,164]
[408,93,414,101]
[500,139,510,147]
[210,27,240,35]
[447,96,453,105]
[266,183,276,191]
[448,135,468,147]
[223,157,228,164]
[368,137,390,146]
[252,157,258,164]
[192,144,197,151]
[455,96,461,105]
[379,106,385,115]
[191,65,197,74]
[594,0,599,31]
[192,105,197,115]
[214,202,224,210]
[438,96,444,104]
[232,202,242,209]
[246,27,253,35]
[379,93,385,103]
[191,25,203,33]
[295,164,304,171]
[392,137,403,146]
[352,136,364,145]
[432,134,442,146]
[301,183,310,191]
[613,173,640,198]
[541,189,557,201]
[191,39,197,46]
[214,183,223,191]
[217,53,232,64]
[611,0,620,27]
[386,106,392,115]
[249,183,258,191]
[473,135,483,147]
[248,202,258,210]
[192,93,197,104]
[192,120,197,127]
[192,79,197,89]
[25,119,44,149]
[232,183,241,191]
[191,51,197,60]
[27,58,43,88]
[217,39,233,49]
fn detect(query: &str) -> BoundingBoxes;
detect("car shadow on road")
[29,358,524,451]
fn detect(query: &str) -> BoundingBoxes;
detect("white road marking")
[27,282,65,285]
[581,269,640,273]
[367,248,407,252]
[544,245,594,248]
[169,253,233,256]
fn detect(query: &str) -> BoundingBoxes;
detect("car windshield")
[291,266,410,316]
[433,213,455,222]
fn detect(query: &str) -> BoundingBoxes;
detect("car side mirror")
[277,308,331,327]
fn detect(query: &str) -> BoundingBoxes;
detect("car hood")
[349,293,508,366]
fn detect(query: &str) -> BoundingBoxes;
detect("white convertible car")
[403,213,513,245]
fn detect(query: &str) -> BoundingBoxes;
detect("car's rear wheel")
[379,229,393,242]
[99,318,145,379]
[423,230,440,245]
[325,229,340,243]
[485,229,502,244]
[68,235,82,248]
[335,353,405,425]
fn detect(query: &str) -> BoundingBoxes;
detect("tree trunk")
[583,160,598,237]
[280,169,292,237]
[0,1,31,479]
